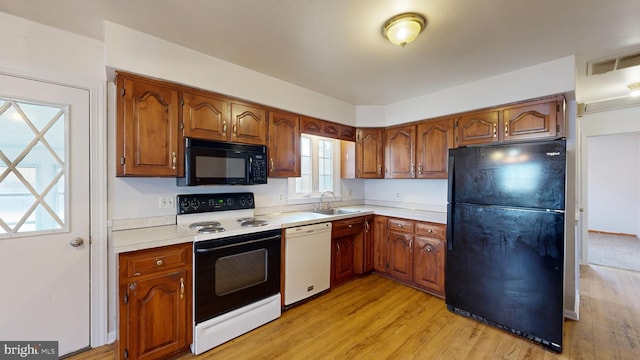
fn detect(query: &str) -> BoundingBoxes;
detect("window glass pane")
[0,98,67,235]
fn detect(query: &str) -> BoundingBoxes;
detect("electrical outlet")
[159,196,175,209]
[396,192,400,198]
[279,194,284,201]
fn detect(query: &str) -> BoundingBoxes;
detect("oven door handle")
[195,234,281,253]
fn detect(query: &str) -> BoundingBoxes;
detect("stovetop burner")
[189,221,222,229]
[240,219,269,227]
[197,226,226,234]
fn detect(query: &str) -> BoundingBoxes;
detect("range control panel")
[177,192,255,215]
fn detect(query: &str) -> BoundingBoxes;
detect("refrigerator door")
[446,203,564,352]
[448,139,566,210]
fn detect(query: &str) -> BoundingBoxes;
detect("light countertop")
[112,205,446,254]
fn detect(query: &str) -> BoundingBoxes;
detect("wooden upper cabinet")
[300,116,324,136]
[268,110,300,177]
[502,97,562,142]
[456,110,500,147]
[230,102,268,145]
[323,122,341,138]
[385,125,416,179]
[339,125,356,142]
[356,128,384,178]
[116,73,181,177]
[181,90,230,142]
[416,118,455,179]
[300,116,356,141]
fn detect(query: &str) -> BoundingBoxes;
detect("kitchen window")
[288,134,340,199]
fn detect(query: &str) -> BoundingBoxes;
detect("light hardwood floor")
[69,265,640,359]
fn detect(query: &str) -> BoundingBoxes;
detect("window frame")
[288,134,341,200]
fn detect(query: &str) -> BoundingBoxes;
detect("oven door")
[194,229,281,324]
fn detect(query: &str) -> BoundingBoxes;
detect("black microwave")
[178,138,268,186]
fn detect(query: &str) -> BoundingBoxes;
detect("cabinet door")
[387,231,413,282]
[230,102,267,145]
[356,128,384,178]
[117,74,180,176]
[300,116,324,136]
[127,271,190,360]
[416,118,454,179]
[502,99,560,142]
[413,236,445,295]
[363,216,374,273]
[385,125,416,179]
[182,90,230,142]
[333,236,355,286]
[372,216,387,273]
[323,122,341,139]
[456,110,499,147]
[268,110,301,177]
[339,125,356,142]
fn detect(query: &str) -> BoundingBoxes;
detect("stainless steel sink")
[313,208,361,215]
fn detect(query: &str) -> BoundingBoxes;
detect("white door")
[0,74,90,356]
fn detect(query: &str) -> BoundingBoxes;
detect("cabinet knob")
[348,224,352,228]
[171,152,177,170]
[180,277,185,299]
[493,124,497,137]
[427,229,433,233]
[270,158,274,172]
[223,121,227,135]
[417,163,423,175]
[426,245,433,253]
[156,259,163,266]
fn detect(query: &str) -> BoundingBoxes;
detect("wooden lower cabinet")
[118,243,192,360]
[331,216,372,287]
[375,216,446,298]
[372,216,388,272]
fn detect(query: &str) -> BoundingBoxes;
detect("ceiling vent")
[588,51,640,76]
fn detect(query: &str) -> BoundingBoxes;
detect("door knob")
[70,237,84,247]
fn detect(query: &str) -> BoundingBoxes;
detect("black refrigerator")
[446,139,566,353]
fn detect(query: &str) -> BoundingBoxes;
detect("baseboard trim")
[564,292,580,321]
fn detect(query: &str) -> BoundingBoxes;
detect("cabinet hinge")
[120,87,125,97]
[123,294,128,304]
[454,119,458,128]
[180,98,184,106]
[556,124,560,132]
[120,156,125,166]
[123,349,128,360]
[556,103,560,112]
[179,122,184,130]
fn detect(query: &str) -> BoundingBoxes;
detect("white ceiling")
[1,0,639,106]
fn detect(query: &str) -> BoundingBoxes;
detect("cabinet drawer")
[387,218,414,233]
[123,243,191,278]
[415,222,446,238]
[333,217,366,237]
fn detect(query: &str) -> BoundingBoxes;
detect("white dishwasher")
[284,222,332,306]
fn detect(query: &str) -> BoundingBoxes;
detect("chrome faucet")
[319,191,336,210]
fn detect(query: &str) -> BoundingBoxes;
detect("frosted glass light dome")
[383,13,426,47]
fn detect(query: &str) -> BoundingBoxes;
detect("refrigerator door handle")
[447,154,455,204]
[446,204,453,251]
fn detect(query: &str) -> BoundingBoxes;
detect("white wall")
[587,134,640,235]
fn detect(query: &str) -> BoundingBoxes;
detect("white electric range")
[177,192,282,355]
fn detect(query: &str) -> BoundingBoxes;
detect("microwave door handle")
[248,156,253,184]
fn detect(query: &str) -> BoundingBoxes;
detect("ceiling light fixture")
[628,82,640,97]
[382,12,426,47]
